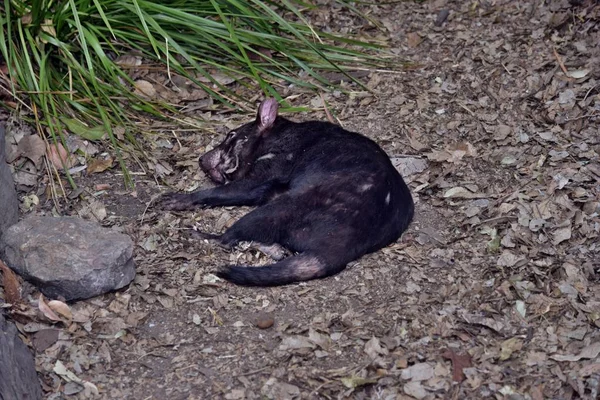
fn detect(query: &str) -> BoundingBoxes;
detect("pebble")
[255,313,274,329]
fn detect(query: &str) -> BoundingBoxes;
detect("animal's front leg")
[159,178,285,211]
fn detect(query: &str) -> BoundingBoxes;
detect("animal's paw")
[253,243,289,261]
[158,192,197,211]
[190,230,234,250]
[190,230,217,240]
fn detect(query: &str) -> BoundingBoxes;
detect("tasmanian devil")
[160,98,414,286]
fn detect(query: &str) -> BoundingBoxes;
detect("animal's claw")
[158,192,197,211]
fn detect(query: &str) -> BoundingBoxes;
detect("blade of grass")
[2,0,401,191]
[130,0,161,59]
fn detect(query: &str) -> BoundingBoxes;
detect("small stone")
[434,9,450,27]
[256,313,275,329]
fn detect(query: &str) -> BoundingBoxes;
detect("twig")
[583,84,598,102]
[565,113,600,121]
[235,366,271,377]
[171,129,183,149]
[390,153,423,158]
[0,81,32,110]
[347,67,411,75]
[309,379,334,399]
[320,93,335,124]
[140,194,162,223]
[494,176,536,205]
[476,216,518,226]
[552,47,568,75]
[418,231,447,246]
[455,101,475,116]
[43,155,60,212]
[32,103,68,208]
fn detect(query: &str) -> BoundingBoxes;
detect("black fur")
[160,98,414,286]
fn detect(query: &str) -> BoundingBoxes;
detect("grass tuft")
[0,0,394,187]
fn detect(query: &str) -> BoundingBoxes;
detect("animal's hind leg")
[213,200,293,248]
[282,208,367,268]
[192,229,289,260]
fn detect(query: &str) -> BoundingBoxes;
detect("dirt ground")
[4,0,600,399]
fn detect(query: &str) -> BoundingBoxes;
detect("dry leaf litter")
[0,0,599,399]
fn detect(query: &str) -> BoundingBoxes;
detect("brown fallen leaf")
[426,141,476,163]
[364,336,388,359]
[340,375,379,389]
[196,70,236,86]
[461,313,506,333]
[0,259,21,304]
[114,53,142,67]
[450,141,477,157]
[47,142,73,170]
[499,337,523,361]
[38,294,62,322]
[48,300,73,321]
[134,80,156,98]
[530,385,544,400]
[279,335,315,351]
[551,342,600,362]
[32,329,60,352]
[442,349,472,382]
[552,224,572,245]
[404,380,427,399]
[247,46,273,61]
[494,125,512,141]
[579,363,600,377]
[309,328,330,349]
[425,149,453,162]
[405,129,427,151]
[443,186,486,199]
[17,134,46,167]
[401,362,434,381]
[406,32,423,48]
[87,156,114,174]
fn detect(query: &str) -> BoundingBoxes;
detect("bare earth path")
[15,1,600,399]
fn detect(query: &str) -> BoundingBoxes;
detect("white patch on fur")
[292,255,325,280]
[385,191,391,205]
[256,153,275,162]
[359,183,374,192]
[286,153,294,160]
[224,156,239,174]
[253,242,287,261]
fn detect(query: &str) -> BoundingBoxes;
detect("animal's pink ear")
[256,98,278,134]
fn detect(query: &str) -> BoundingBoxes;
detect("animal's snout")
[199,149,226,184]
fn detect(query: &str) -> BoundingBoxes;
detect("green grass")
[0,0,394,187]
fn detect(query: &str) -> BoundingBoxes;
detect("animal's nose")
[199,148,221,172]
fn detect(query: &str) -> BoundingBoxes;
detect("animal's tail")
[216,253,345,286]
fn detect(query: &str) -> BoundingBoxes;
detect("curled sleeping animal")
[160,98,414,286]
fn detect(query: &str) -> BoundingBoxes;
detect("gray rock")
[0,123,19,255]
[0,313,43,400]
[1,216,135,301]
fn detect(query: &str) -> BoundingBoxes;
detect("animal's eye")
[226,131,237,139]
